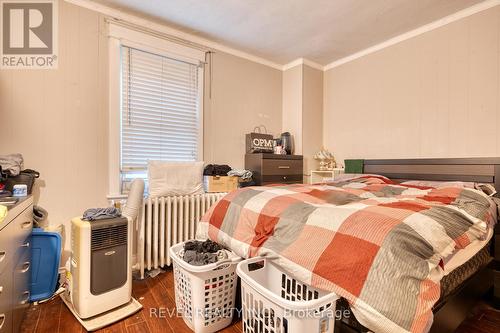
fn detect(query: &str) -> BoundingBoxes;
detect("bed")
[197,157,500,333]
[336,158,500,333]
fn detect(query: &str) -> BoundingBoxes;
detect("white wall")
[204,51,283,169]
[302,65,323,174]
[0,1,282,248]
[282,65,303,154]
[323,5,500,164]
[282,64,323,177]
[0,2,109,239]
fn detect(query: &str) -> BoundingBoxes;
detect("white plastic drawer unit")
[0,196,33,333]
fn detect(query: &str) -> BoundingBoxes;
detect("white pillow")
[399,180,475,188]
[331,173,391,182]
[148,161,204,197]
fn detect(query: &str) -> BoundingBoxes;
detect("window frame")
[108,23,205,196]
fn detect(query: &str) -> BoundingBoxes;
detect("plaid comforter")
[196,176,497,333]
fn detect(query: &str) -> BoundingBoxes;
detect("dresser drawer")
[13,247,31,299]
[12,248,31,333]
[0,310,12,333]
[246,154,304,185]
[262,174,303,184]
[0,270,13,333]
[262,159,303,175]
[0,270,13,308]
[0,206,32,276]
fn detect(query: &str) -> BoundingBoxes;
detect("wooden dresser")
[0,196,33,333]
[245,154,303,185]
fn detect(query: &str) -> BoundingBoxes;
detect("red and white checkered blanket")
[197,176,496,333]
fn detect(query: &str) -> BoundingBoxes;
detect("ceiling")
[95,0,486,65]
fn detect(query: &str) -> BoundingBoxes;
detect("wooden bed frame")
[337,157,500,333]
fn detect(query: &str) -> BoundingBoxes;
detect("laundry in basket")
[169,241,241,333]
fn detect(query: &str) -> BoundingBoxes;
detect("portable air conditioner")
[61,180,144,331]
[69,216,132,318]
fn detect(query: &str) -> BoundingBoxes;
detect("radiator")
[137,193,226,279]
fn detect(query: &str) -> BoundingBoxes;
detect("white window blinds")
[120,46,201,183]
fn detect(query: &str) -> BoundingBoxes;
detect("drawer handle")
[21,291,30,305]
[283,176,288,180]
[278,166,290,169]
[0,314,4,329]
[21,221,32,229]
[0,286,3,294]
[21,262,30,273]
[21,242,30,248]
[0,251,5,263]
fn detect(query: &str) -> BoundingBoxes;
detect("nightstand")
[309,169,344,184]
[245,154,303,185]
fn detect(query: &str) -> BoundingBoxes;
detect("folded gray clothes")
[184,239,222,252]
[183,249,229,266]
[183,250,219,266]
[227,168,253,180]
[182,239,229,266]
[82,207,122,221]
[0,154,23,176]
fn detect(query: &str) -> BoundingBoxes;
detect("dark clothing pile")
[33,205,48,227]
[183,239,223,266]
[1,168,40,195]
[203,164,231,176]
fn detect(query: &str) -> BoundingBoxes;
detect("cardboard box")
[204,176,239,193]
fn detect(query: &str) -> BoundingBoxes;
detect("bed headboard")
[363,157,500,192]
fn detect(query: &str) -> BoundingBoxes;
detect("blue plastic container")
[30,228,62,302]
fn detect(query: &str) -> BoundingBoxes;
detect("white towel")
[148,161,204,197]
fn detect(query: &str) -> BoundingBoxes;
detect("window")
[120,46,202,191]
[108,23,206,195]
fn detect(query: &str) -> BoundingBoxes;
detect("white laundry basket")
[237,257,339,333]
[169,241,241,333]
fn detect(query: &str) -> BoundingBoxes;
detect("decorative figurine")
[313,148,336,171]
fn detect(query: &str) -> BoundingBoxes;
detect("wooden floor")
[20,269,500,333]
[20,269,241,333]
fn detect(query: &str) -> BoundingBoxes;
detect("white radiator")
[137,193,226,279]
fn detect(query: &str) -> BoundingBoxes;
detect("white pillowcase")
[148,161,204,197]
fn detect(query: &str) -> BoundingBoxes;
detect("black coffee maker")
[280,132,293,155]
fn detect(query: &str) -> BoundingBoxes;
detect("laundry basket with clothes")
[169,240,241,333]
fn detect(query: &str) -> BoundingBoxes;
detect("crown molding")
[324,0,500,71]
[282,58,304,71]
[65,0,500,73]
[282,58,324,71]
[302,58,324,71]
[64,0,283,70]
